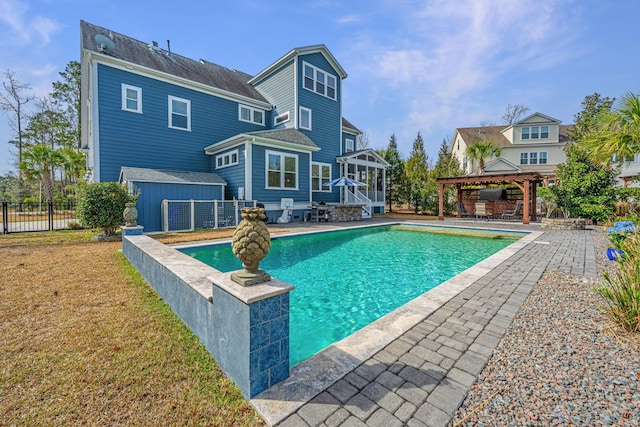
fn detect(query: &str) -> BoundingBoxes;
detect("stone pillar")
[210,275,293,398]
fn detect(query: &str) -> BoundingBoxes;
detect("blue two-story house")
[80,21,388,232]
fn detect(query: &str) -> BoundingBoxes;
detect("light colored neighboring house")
[450,112,639,187]
[450,113,571,185]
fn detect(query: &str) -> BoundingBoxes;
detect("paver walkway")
[272,222,596,426]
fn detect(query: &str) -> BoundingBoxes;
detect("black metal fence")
[1,201,78,234]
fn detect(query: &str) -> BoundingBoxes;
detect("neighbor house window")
[302,61,337,100]
[266,151,298,189]
[462,156,468,170]
[122,84,142,113]
[345,138,354,152]
[239,105,265,126]
[520,151,548,165]
[312,162,331,191]
[299,107,312,130]
[168,95,190,131]
[216,149,239,169]
[541,126,549,138]
[274,111,290,126]
[521,126,549,140]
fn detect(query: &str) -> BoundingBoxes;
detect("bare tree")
[502,104,530,125]
[357,130,370,150]
[0,70,34,177]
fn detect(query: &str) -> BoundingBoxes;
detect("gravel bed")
[452,230,640,426]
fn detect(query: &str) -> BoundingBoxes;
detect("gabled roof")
[455,124,574,148]
[483,157,523,172]
[80,20,268,104]
[515,112,561,125]
[342,117,360,135]
[249,45,348,85]
[204,128,319,155]
[119,167,226,185]
[337,148,390,167]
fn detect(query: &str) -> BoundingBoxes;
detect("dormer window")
[521,125,549,140]
[303,61,337,100]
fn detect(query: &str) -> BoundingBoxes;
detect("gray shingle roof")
[81,20,268,103]
[120,167,226,185]
[246,128,318,149]
[456,124,574,147]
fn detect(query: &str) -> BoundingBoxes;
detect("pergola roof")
[436,172,544,186]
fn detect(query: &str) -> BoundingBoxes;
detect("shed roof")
[119,167,226,185]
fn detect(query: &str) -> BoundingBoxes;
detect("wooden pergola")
[436,172,545,224]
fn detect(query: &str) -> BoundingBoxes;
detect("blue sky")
[1,0,639,175]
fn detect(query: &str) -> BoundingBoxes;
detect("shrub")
[594,233,640,332]
[77,182,130,236]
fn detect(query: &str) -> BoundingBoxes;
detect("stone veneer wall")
[122,235,293,399]
[541,217,587,230]
[326,205,363,222]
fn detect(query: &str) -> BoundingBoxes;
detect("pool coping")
[175,221,541,425]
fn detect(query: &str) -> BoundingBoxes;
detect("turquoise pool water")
[182,224,521,366]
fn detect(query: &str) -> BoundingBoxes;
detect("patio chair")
[457,202,474,217]
[474,202,491,220]
[501,201,524,220]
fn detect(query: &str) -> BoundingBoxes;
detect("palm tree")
[466,140,501,174]
[583,91,640,164]
[20,144,63,202]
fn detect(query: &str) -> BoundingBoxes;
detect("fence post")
[214,200,219,229]
[48,201,54,231]
[162,200,168,232]
[190,200,195,231]
[2,202,7,234]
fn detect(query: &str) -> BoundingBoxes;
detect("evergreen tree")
[51,61,81,150]
[568,92,615,143]
[405,132,429,213]
[429,138,462,215]
[382,134,405,212]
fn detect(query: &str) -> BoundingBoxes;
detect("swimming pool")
[182,224,522,366]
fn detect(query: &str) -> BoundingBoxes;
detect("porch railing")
[344,190,372,218]
[161,199,256,232]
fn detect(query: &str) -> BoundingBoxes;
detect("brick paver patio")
[254,220,596,426]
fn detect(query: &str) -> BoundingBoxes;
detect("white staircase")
[344,189,372,219]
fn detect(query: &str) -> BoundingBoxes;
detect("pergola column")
[438,182,445,220]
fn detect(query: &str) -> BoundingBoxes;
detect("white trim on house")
[84,51,272,111]
[274,111,290,126]
[91,60,100,182]
[168,95,191,131]
[265,150,299,191]
[215,149,239,169]
[311,162,332,192]
[238,104,265,126]
[121,83,142,113]
[299,106,312,130]
[245,140,253,200]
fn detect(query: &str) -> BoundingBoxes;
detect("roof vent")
[94,34,116,54]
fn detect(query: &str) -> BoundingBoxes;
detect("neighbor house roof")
[80,20,268,104]
[455,124,574,147]
[119,167,226,185]
[341,117,360,134]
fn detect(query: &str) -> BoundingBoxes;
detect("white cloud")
[0,0,60,46]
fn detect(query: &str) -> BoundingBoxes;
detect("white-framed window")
[302,61,337,100]
[312,162,331,191]
[521,126,549,140]
[239,104,265,126]
[462,156,468,170]
[216,149,239,169]
[121,84,142,113]
[521,151,548,165]
[345,138,354,152]
[299,107,312,130]
[266,150,298,190]
[168,95,191,131]
[274,111,290,126]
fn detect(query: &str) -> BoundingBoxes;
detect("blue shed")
[119,167,226,232]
